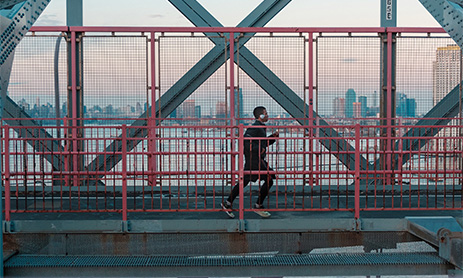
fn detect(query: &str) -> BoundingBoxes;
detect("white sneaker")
[254,204,271,218]
[221,201,235,219]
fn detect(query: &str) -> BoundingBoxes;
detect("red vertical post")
[149,31,157,188]
[354,124,360,220]
[386,31,393,186]
[4,126,10,221]
[308,32,314,122]
[229,32,237,198]
[308,32,314,187]
[121,125,128,221]
[238,124,244,220]
[397,117,403,208]
[71,31,78,187]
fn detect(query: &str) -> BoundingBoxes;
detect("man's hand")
[271,131,279,137]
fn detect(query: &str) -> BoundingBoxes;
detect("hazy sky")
[36,0,441,27]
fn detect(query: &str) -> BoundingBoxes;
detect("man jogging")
[222,106,279,218]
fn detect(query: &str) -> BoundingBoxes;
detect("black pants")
[227,174,274,206]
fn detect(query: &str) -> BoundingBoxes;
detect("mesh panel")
[396,36,460,118]
[317,36,382,121]
[159,36,226,123]
[82,36,148,120]
[238,36,305,120]
[8,35,67,121]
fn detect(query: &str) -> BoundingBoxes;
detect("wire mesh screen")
[159,36,226,124]
[82,36,148,121]
[237,36,305,122]
[8,35,67,122]
[316,36,381,122]
[396,36,460,118]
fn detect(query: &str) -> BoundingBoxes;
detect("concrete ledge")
[3,218,409,233]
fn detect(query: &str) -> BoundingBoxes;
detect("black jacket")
[243,120,276,181]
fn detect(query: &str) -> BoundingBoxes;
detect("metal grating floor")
[5,252,448,268]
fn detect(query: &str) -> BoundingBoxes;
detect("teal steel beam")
[237,48,366,172]
[392,84,463,168]
[2,95,64,170]
[0,0,25,10]
[85,0,291,174]
[380,0,397,27]
[0,1,56,170]
[419,0,463,47]
[66,0,82,26]
[0,2,51,276]
[171,0,368,172]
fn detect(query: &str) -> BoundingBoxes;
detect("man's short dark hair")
[253,106,266,119]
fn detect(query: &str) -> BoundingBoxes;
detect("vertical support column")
[308,32,314,187]
[3,125,10,222]
[459,48,462,186]
[238,124,245,221]
[122,125,128,222]
[149,32,157,188]
[381,0,397,186]
[67,0,83,186]
[381,0,397,28]
[70,30,79,187]
[354,124,360,220]
[229,33,237,196]
[0,120,3,278]
[67,0,83,27]
[380,29,396,185]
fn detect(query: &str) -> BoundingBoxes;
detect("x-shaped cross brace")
[86,0,369,177]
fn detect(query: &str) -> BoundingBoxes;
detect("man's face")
[260,109,269,122]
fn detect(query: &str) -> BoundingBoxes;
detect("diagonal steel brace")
[85,0,292,175]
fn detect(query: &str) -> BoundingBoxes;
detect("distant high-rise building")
[345,89,356,118]
[182,99,195,118]
[433,44,461,105]
[405,98,416,118]
[195,105,201,118]
[234,88,244,120]
[216,101,227,119]
[353,102,362,118]
[431,45,460,173]
[397,92,417,118]
[332,97,345,118]
[358,96,367,118]
[136,102,142,115]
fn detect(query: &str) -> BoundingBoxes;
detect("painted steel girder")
[419,0,463,47]
[0,0,25,11]
[237,48,367,173]
[393,84,463,168]
[171,0,368,172]
[0,0,51,66]
[85,0,290,174]
[3,94,64,171]
[0,1,55,171]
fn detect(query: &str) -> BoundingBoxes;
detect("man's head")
[253,106,268,122]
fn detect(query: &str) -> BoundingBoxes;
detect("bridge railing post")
[238,124,245,220]
[354,124,360,220]
[3,125,10,222]
[121,125,128,222]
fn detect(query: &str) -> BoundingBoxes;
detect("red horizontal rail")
[28,26,446,34]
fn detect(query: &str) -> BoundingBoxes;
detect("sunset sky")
[35,0,440,28]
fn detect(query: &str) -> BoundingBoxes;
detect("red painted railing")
[1,26,462,221]
[1,121,461,221]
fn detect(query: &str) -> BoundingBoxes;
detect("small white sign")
[386,0,393,20]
